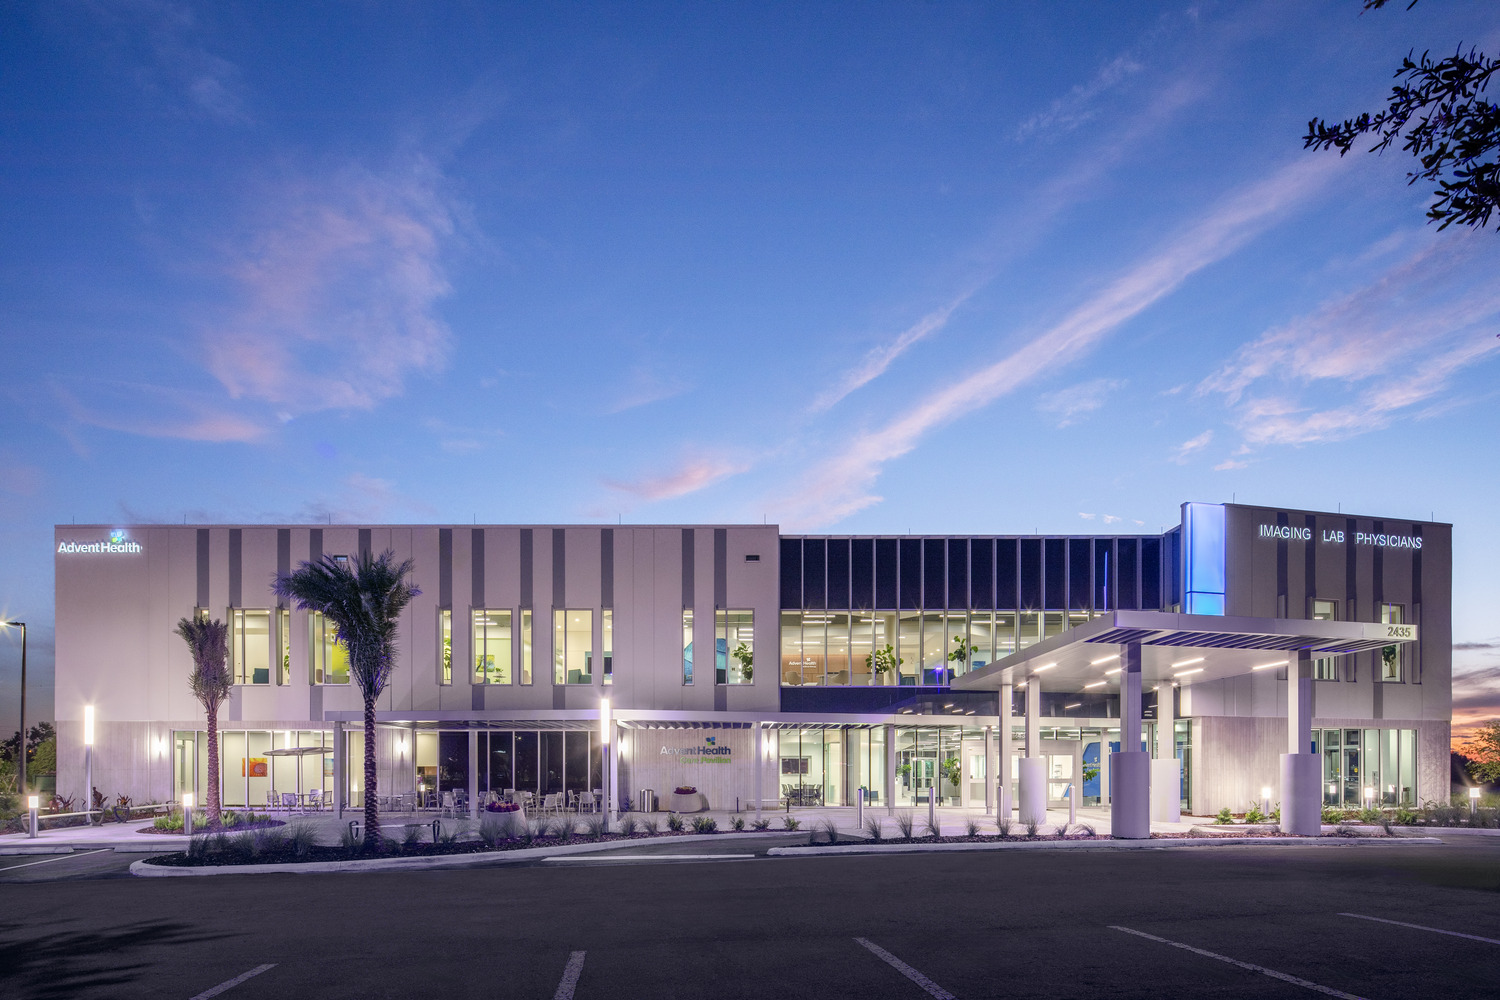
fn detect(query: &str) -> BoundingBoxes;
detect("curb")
[128,830,785,877]
[766,835,1447,857]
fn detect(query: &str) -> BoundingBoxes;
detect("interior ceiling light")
[1064,703,1082,710]
[1251,661,1282,670]
[1174,667,1203,677]
[1033,663,1056,673]
[1084,681,1106,689]
[1089,654,1117,665]
[1172,657,1205,668]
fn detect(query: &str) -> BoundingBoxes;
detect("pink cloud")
[603,456,746,502]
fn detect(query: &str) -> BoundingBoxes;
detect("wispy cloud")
[202,159,456,417]
[1016,53,1144,142]
[1214,458,1249,471]
[774,156,1335,527]
[421,417,504,454]
[1202,233,1500,449]
[1172,430,1213,464]
[50,378,267,445]
[295,473,437,524]
[607,367,691,414]
[1038,377,1125,427]
[86,0,249,122]
[603,455,746,502]
[811,290,977,413]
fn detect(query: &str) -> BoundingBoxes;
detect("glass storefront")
[1314,728,1417,807]
[173,729,333,809]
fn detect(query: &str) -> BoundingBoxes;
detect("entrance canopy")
[953,609,1417,691]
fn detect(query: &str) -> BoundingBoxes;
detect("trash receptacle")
[638,789,657,813]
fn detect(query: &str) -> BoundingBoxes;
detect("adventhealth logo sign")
[660,736,733,763]
[57,530,142,555]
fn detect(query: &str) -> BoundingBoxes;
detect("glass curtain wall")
[1314,728,1419,806]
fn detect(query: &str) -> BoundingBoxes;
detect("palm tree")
[275,550,419,849]
[174,615,231,832]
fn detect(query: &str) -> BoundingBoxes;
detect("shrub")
[1393,806,1419,826]
[1359,807,1381,824]
[437,823,461,845]
[1321,806,1343,824]
[253,827,288,855]
[339,823,362,852]
[1078,823,1096,837]
[552,819,576,843]
[402,825,423,849]
[922,815,941,839]
[1025,819,1039,838]
[997,816,1013,838]
[1054,824,1070,837]
[964,818,982,838]
[864,816,884,841]
[520,820,539,846]
[230,831,256,857]
[1214,807,1234,825]
[617,815,638,836]
[781,815,801,831]
[690,815,718,834]
[154,813,182,832]
[583,815,606,840]
[667,813,685,832]
[894,811,914,839]
[643,816,660,835]
[478,816,506,847]
[1244,803,1267,824]
[731,816,745,831]
[815,817,839,844]
[751,818,771,831]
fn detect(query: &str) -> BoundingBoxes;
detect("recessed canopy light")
[1033,663,1056,673]
[1174,667,1203,677]
[1172,657,1205,668]
[1084,681,1106,689]
[1251,661,1282,670]
[1104,668,1121,676]
[1090,654,1117,665]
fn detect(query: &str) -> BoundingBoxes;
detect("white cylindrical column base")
[1111,751,1150,839]
[1280,752,1322,836]
[1017,757,1046,826]
[1150,758,1181,823]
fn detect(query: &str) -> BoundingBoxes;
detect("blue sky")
[2,1,1498,742]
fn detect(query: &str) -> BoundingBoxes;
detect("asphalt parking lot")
[2,837,1498,999]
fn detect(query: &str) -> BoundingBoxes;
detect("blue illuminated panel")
[1183,502,1226,616]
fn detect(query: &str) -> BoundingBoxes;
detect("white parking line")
[1339,912,1500,945]
[1111,926,1366,1000]
[854,937,958,1000]
[0,848,112,871]
[188,964,275,1000]
[553,950,586,1000]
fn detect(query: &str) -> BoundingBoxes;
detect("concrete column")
[998,683,1013,818]
[1150,683,1181,823]
[753,722,763,821]
[983,725,994,815]
[332,720,344,820]
[1111,642,1150,839]
[1098,733,1110,807]
[608,725,619,823]
[885,723,896,816]
[1282,649,1320,835]
[1018,680,1045,825]
[468,730,480,819]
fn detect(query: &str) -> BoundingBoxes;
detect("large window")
[278,609,291,685]
[439,609,453,685]
[520,610,532,684]
[716,609,754,684]
[473,610,512,684]
[554,609,593,685]
[230,609,271,685]
[1315,728,1418,806]
[1311,599,1340,680]
[603,609,613,686]
[683,609,695,684]
[308,611,349,685]
[1380,604,1405,682]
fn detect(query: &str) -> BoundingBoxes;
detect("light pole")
[84,704,95,820]
[1,621,25,798]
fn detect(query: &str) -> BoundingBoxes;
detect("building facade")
[51,501,1451,822]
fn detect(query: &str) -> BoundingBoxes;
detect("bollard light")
[83,705,94,746]
[1470,786,1482,815]
[182,792,195,837]
[27,794,39,838]
[1261,785,1272,815]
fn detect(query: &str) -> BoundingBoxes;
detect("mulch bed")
[137,819,287,835]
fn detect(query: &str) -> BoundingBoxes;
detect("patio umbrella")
[263,746,329,810]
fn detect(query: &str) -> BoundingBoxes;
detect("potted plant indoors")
[947,632,978,681]
[733,641,754,682]
[867,644,901,686]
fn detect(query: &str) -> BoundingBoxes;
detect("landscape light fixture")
[1261,785,1272,816]
[83,705,95,820]
[27,794,39,838]
[182,792,195,836]
[1471,786,1482,815]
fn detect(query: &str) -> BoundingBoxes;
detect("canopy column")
[1018,678,1045,826]
[1151,683,1181,823]
[468,730,480,819]
[1111,642,1150,838]
[1281,649,1320,835]
[998,682,1013,818]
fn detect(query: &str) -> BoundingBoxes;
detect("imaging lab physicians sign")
[57,529,142,555]
[1258,523,1422,550]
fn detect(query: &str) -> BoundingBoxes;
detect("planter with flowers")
[668,785,709,813]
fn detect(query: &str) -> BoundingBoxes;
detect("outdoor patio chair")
[307,788,323,811]
[441,791,456,817]
[280,792,299,813]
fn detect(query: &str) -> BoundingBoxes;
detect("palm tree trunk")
[363,693,380,849]
[205,702,222,832]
